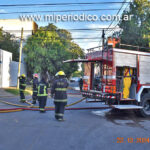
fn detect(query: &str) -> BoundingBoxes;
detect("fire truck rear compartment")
[83,64,139,106]
[116,67,137,100]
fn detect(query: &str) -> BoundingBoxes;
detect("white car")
[70,77,80,82]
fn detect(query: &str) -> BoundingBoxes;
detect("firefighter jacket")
[19,76,26,91]
[32,78,39,91]
[37,80,48,97]
[51,78,69,102]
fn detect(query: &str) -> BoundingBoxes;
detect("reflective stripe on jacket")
[51,78,69,102]
[19,76,26,90]
[37,82,48,96]
[54,99,67,102]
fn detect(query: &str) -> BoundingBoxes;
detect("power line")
[97,0,128,47]
[0,8,119,15]
[25,40,100,43]
[1,28,120,32]
[0,2,131,7]
[0,34,102,42]
[97,0,126,47]
[25,37,104,40]
[105,0,130,37]
[105,0,126,33]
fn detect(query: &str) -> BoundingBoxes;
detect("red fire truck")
[64,39,150,117]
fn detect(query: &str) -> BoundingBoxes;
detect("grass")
[4,86,32,96]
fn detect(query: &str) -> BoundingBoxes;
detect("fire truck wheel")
[135,93,150,117]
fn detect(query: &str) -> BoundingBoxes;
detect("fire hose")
[0,97,86,110]
[67,93,81,95]
[0,93,110,113]
[0,92,83,109]
[0,97,110,113]
[0,106,111,113]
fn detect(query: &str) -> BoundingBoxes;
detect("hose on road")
[0,106,110,113]
[0,97,90,113]
[0,97,86,109]
[0,94,110,113]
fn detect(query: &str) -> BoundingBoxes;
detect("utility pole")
[102,29,105,49]
[17,28,24,89]
[101,29,105,85]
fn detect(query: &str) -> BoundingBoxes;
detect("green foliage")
[72,71,82,77]
[24,24,84,78]
[113,0,150,50]
[4,88,30,95]
[0,28,19,61]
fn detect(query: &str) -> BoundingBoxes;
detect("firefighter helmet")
[55,72,58,76]
[34,74,38,78]
[21,74,26,77]
[57,71,65,76]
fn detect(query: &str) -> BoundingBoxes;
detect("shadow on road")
[105,109,150,130]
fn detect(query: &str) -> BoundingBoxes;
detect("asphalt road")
[0,91,150,150]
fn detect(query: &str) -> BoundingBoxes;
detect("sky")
[0,0,130,50]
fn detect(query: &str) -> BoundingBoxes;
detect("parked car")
[70,77,80,82]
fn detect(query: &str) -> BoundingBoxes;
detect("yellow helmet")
[57,71,65,76]
[21,74,26,77]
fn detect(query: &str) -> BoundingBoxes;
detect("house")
[0,19,38,87]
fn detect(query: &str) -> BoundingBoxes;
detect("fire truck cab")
[64,40,150,117]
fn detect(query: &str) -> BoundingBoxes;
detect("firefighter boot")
[20,91,26,103]
[32,100,36,104]
[20,99,26,103]
[58,118,65,121]
[39,108,46,113]
[32,92,37,104]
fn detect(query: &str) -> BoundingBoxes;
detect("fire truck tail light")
[104,86,116,93]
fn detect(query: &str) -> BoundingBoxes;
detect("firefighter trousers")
[32,90,38,103]
[79,85,83,91]
[38,96,47,110]
[54,102,67,119]
[20,90,25,102]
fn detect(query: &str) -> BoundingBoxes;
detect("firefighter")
[19,74,26,103]
[37,75,48,113]
[78,77,83,91]
[31,74,39,104]
[51,71,69,121]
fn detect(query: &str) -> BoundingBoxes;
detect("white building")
[0,49,12,88]
[0,19,38,40]
[0,49,26,88]
[0,19,38,87]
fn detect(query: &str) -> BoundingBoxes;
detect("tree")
[23,24,84,78]
[0,28,19,61]
[113,0,150,50]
